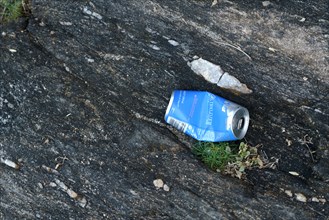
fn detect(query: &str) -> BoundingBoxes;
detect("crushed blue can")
[164,90,250,142]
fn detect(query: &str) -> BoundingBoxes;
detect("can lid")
[232,107,249,139]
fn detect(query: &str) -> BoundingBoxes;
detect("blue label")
[165,90,240,142]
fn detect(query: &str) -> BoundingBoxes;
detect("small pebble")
[9,49,17,53]
[145,27,157,34]
[0,158,19,169]
[284,190,293,197]
[262,1,271,7]
[268,47,277,52]
[78,197,87,208]
[285,139,292,146]
[49,182,57,187]
[311,197,319,202]
[211,0,218,7]
[130,190,138,196]
[319,198,326,203]
[163,184,170,192]
[289,171,299,176]
[59,21,73,26]
[38,183,44,189]
[83,7,102,20]
[65,66,71,72]
[87,58,95,63]
[91,12,102,20]
[83,7,92,15]
[7,103,14,108]
[67,189,78,199]
[295,193,307,202]
[41,165,59,175]
[55,179,68,191]
[150,45,160,51]
[168,40,179,46]
[284,98,295,103]
[153,179,164,188]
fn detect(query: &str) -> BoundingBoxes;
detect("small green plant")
[192,142,237,171]
[193,141,273,179]
[0,0,26,23]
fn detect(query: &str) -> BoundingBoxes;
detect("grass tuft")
[192,142,237,171]
[192,141,277,179]
[0,0,30,23]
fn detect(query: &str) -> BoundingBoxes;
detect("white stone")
[163,184,170,191]
[288,171,299,176]
[55,179,68,191]
[130,190,138,196]
[268,47,277,52]
[150,45,160,50]
[59,21,73,26]
[217,73,252,94]
[92,12,102,20]
[0,158,19,169]
[145,27,157,34]
[104,54,124,61]
[189,58,252,94]
[87,58,95,63]
[262,1,271,7]
[153,179,164,188]
[67,189,78,199]
[189,58,223,84]
[78,197,87,208]
[38,183,44,189]
[284,190,293,197]
[319,198,326,203]
[311,197,319,202]
[168,40,179,46]
[83,7,92,15]
[49,182,57,187]
[295,193,307,202]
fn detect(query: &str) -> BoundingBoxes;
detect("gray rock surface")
[0,0,328,219]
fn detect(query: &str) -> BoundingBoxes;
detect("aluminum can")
[164,90,249,142]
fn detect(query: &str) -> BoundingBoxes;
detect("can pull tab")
[237,118,245,130]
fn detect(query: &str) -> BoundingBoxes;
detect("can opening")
[237,118,244,130]
[232,108,249,140]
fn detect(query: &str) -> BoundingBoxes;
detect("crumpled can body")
[164,90,249,142]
